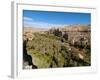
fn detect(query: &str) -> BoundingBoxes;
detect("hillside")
[23,25,91,69]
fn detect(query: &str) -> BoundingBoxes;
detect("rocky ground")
[23,25,91,69]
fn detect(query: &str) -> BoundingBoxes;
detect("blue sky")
[23,10,91,29]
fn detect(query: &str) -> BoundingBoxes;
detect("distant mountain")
[24,27,48,34]
[23,27,49,41]
[53,24,90,32]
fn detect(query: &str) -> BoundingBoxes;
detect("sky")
[23,10,91,29]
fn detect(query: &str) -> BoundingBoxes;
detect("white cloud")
[23,17,33,22]
[23,16,68,29]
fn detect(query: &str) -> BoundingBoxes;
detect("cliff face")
[23,25,91,69]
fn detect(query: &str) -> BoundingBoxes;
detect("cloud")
[23,17,33,22]
[23,16,68,29]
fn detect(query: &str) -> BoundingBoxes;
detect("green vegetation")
[24,27,91,69]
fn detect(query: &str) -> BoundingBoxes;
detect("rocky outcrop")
[23,40,37,69]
